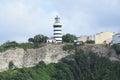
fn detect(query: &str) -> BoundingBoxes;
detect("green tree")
[1,41,18,49]
[86,40,95,44]
[28,34,48,48]
[62,44,75,51]
[28,38,34,43]
[62,33,77,43]
[9,61,14,70]
[1,46,120,80]
[28,34,48,43]
[34,35,43,43]
[112,44,120,55]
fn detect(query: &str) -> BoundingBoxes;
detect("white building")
[112,33,120,44]
[95,32,114,44]
[53,16,62,43]
[103,38,112,44]
[47,38,56,43]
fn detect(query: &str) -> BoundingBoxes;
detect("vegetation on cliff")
[0,47,120,80]
[0,34,48,52]
[85,40,95,44]
[0,33,77,52]
[112,44,120,55]
[0,33,120,80]
[62,33,77,43]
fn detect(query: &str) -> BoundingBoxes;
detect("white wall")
[113,34,120,44]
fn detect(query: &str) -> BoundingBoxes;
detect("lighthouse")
[53,16,62,43]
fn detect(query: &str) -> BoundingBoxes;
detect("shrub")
[9,61,14,70]
[63,44,75,51]
[0,46,5,52]
[28,34,48,43]
[18,42,34,50]
[0,41,18,52]
[86,40,95,44]
[112,44,120,55]
[62,33,77,43]
[2,41,18,49]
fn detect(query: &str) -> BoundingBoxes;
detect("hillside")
[81,44,119,61]
[0,44,119,72]
[0,44,120,80]
[0,44,74,72]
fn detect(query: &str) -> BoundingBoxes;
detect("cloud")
[51,0,120,34]
[0,0,58,44]
[0,0,120,44]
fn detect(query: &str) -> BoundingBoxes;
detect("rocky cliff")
[81,44,120,61]
[0,44,119,72]
[0,44,73,72]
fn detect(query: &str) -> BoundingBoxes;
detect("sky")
[0,0,120,44]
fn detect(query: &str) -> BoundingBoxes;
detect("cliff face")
[0,48,25,72]
[0,44,73,72]
[81,44,120,61]
[0,44,119,72]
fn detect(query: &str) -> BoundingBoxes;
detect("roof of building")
[114,33,120,36]
[95,31,114,35]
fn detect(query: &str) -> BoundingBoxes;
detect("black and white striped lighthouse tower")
[53,16,62,43]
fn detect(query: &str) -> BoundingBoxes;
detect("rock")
[0,48,25,72]
[0,44,73,72]
[0,44,119,72]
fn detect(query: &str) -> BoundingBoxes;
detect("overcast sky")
[0,0,120,44]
